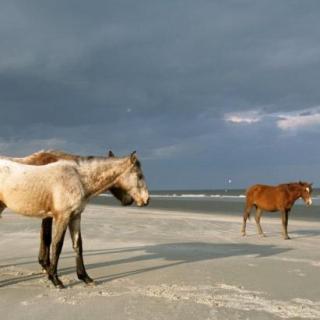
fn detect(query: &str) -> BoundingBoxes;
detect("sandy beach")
[1,204,320,320]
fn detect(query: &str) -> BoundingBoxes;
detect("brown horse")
[0,150,134,276]
[0,152,149,288]
[241,182,313,239]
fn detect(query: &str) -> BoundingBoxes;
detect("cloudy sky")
[1,1,320,189]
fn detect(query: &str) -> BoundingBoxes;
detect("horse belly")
[259,205,278,212]
[253,191,279,212]
[2,186,53,218]
[52,184,85,214]
[255,199,279,212]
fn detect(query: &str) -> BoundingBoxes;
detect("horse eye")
[138,173,143,180]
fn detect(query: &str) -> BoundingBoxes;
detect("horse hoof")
[284,236,291,240]
[79,274,96,286]
[50,279,65,289]
[86,280,97,287]
[259,233,266,238]
[241,232,246,237]
[84,277,95,285]
[48,275,65,288]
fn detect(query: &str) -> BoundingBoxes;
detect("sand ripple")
[130,283,320,319]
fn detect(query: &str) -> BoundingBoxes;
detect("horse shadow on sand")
[289,228,320,239]
[0,242,292,288]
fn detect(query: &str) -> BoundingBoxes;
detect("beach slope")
[1,204,320,319]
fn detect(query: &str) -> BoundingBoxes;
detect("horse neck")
[287,184,302,202]
[77,157,131,198]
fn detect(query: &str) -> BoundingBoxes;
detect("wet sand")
[1,204,320,319]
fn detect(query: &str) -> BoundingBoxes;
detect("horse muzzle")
[306,198,312,206]
[137,197,150,207]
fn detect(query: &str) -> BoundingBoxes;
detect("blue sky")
[1,1,320,189]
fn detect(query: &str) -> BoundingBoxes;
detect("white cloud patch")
[224,111,262,124]
[277,108,320,131]
[224,107,320,132]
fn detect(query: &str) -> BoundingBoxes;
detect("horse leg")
[281,210,290,240]
[241,203,252,236]
[38,217,53,273]
[69,214,94,285]
[255,208,265,237]
[48,216,69,288]
[0,202,6,218]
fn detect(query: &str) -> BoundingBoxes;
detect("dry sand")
[1,204,320,319]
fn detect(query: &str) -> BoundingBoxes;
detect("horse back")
[246,184,288,212]
[0,150,79,166]
[22,153,61,165]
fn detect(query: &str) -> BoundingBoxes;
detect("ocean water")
[91,189,320,222]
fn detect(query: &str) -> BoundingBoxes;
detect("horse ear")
[108,150,115,158]
[130,151,137,164]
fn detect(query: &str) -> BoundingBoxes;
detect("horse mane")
[280,182,311,193]
[279,181,308,187]
[41,150,106,164]
[21,150,79,165]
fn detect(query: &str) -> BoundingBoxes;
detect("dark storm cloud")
[1,0,320,188]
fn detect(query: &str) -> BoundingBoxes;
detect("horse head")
[107,150,134,206]
[299,181,313,206]
[113,151,149,207]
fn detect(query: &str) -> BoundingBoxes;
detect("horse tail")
[244,185,257,220]
[243,201,252,220]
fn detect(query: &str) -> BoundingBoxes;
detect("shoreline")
[91,195,320,222]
